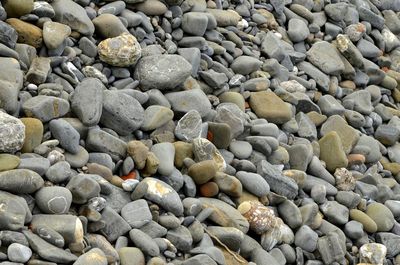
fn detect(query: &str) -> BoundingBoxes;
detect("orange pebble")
[199,182,219,197]
[207,131,214,142]
[121,171,137,180]
[347,154,366,165]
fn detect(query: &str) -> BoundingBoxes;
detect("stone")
[287,18,309,42]
[3,0,34,18]
[64,146,89,168]
[365,203,395,232]
[99,206,131,242]
[20,118,43,153]
[49,119,80,154]
[0,112,25,153]
[278,200,302,229]
[257,160,298,200]
[0,191,31,230]
[141,177,184,216]
[101,90,144,135]
[294,225,318,252]
[93,14,128,38]
[135,55,192,91]
[199,197,249,233]
[175,110,203,141]
[319,201,349,225]
[0,66,23,114]
[188,160,217,185]
[23,230,77,263]
[0,21,18,48]
[7,243,32,263]
[249,91,292,124]
[230,56,262,75]
[306,41,345,75]
[344,220,364,239]
[182,12,209,36]
[166,226,193,252]
[359,243,387,265]
[66,174,101,204]
[118,247,145,265]
[43,21,71,50]
[0,154,20,172]
[135,0,168,15]
[207,9,241,26]
[71,78,104,126]
[376,233,400,257]
[121,199,152,228]
[318,95,345,116]
[349,209,378,233]
[98,33,141,67]
[127,140,148,170]
[141,106,174,131]
[26,57,51,85]
[0,169,43,194]
[192,138,226,171]
[317,233,345,264]
[35,186,72,214]
[318,131,348,172]
[23,96,69,122]
[51,0,95,35]
[320,115,360,154]
[129,229,160,257]
[73,248,107,265]
[151,142,175,176]
[166,89,211,118]
[236,171,269,197]
[6,18,42,48]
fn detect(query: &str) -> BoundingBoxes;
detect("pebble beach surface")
[0,0,399,264]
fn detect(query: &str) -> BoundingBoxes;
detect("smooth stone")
[45,161,71,183]
[318,95,345,116]
[6,18,42,48]
[257,160,298,200]
[318,131,348,172]
[0,154,20,172]
[64,146,89,168]
[93,14,128,38]
[229,141,252,159]
[0,112,25,153]
[0,191,31,230]
[23,96,70,122]
[287,18,309,42]
[118,247,145,265]
[349,209,378,233]
[166,226,193,252]
[51,0,94,35]
[0,21,18,48]
[236,171,269,197]
[320,115,360,154]
[99,206,131,242]
[317,232,345,264]
[129,229,160,257]
[207,9,241,27]
[0,169,43,194]
[376,233,400,257]
[278,200,302,229]
[7,243,32,263]
[166,89,212,118]
[230,56,262,75]
[141,105,174,131]
[294,225,318,252]
[151,142,175,176]
[20,118,43,153]
[3,0,34,18]
[319,201,349,225]
[73,248,107,265]
[23,230,77,263]
[366,202,395,232]
[188,160,217,185]
[43,21,71,50]
[49,119,80,154]
[249,91,292,124]
[0,67,23,114]
[343,220,364,239]
[141,177,183,216]
[182,12,209,36]
[66,174,101,204]
[135,0,168,15]
[199,197,249,233]
[192,138,226,172]
[101,90,144,135]
[35,186,72,214]
[306,41,345,75]
[134,55,192,91]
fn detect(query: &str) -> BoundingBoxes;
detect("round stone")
[98,33,141,67]
[0,112,25,153]
[7,243,32,263]
[365,202,395,232]
[35,186,73,214]
[0,154,20,172]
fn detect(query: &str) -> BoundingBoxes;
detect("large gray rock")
[71,78,104,126]
[165,89,211,118]
[0,169,43,194]
[101,90,144,135]
[23,95,70,122]
[0,67,23,114]
[51,0,94,35]
[306,41,345,75]
[134,55,192,90]
[0,191,31,231]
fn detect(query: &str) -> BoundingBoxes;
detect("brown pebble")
[199,182,219,197]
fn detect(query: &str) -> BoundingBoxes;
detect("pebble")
[98,33,141,67]
[0,112,25,153]
[7,243,32,263]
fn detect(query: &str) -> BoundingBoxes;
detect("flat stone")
[166,89,212,118]
[175,110,203,141]
[26,57,51,85]
[366,202,395,232]
[141,105,174,131]
[306,41,345,75]
[101,90,144,135]
[43,21,71,50]
[0,169,43,194]
[249,91,292,124]
[6,18,42,48]
[0,191,31,230]
[318,131,348,172]
[23,95,70,122]
[199,197,249,233]
[121,199,152,228]
[73,248,107,265]
[134,55,192,91]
